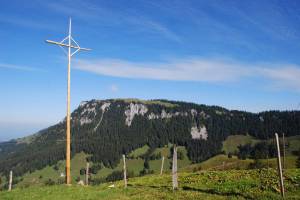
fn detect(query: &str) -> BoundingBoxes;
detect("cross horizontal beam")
[45,40,91,51]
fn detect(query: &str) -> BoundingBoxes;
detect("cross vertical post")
[45,18,91,185]
[275,133,285,198]
[66,18,71,185]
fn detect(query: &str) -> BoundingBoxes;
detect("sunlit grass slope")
[1,169,299,200]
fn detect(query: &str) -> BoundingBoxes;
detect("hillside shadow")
[129,183,252,199]
[182,186,252,200]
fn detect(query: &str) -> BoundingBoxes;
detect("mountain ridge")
[6,98,298,143]
[0,98,299,179]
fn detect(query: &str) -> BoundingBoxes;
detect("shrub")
[248,159,267,169]
[144,159,150,169]
[90,177,106,185]
[75,177,80,182]
[296,149,300,168]
[177,151,184,160]
[90,163,102,174]
[106,171,123,182]
[80,168,85,175]
[139,169,154,176]
[45,178,55,186]
[57,178,64,185]
[53,165,59,171]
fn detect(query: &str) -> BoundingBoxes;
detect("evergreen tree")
[297,149,300,168]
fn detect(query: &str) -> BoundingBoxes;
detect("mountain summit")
[0,99,299,177]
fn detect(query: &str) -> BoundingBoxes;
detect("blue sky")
[0,0,300,141]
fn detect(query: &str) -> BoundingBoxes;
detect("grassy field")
[13,135,299,187]
[222,135,260,154]
[94,158,145,179]
[129,145,150,158]
[222,134,300,156]
[115,98,178,108]
[149,145,191,173]
[15,145,192,187]
[1,138,300,199]
[17,145,188,183]
[1,169,299,200]
[182,155,252,172]
[287,135,300,155]
[183,154,298,172]
[18,152,89,187]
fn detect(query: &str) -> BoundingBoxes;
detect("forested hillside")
[0,99,299,179]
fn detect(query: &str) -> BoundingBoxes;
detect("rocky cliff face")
[75,99,209,140]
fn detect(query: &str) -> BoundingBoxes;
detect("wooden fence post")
[85,162,89,186]
[172,145,178,190]
[275,133,285,198]
[160,156,165,175]
[123,154,127,188]
[8,170,12,191]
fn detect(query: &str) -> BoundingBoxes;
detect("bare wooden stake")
[8,170,12,191]
[123,154,127,188]
[160,156,165,175]
[85,162,89,186]
[172,145,178,190]
[275,133,285,198]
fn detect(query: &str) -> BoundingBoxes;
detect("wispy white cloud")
[42,1,97,20]
[0,13,58,31]
[109,84,119,92]
[131,19,182,43]
[144,1,300,50]
[0,63,45,72]
[257,65,300,90]
[40,1,181,42]
[74,58,251,82]
[74,57,300,92]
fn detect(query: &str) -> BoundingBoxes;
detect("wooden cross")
[46,18,91,184]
